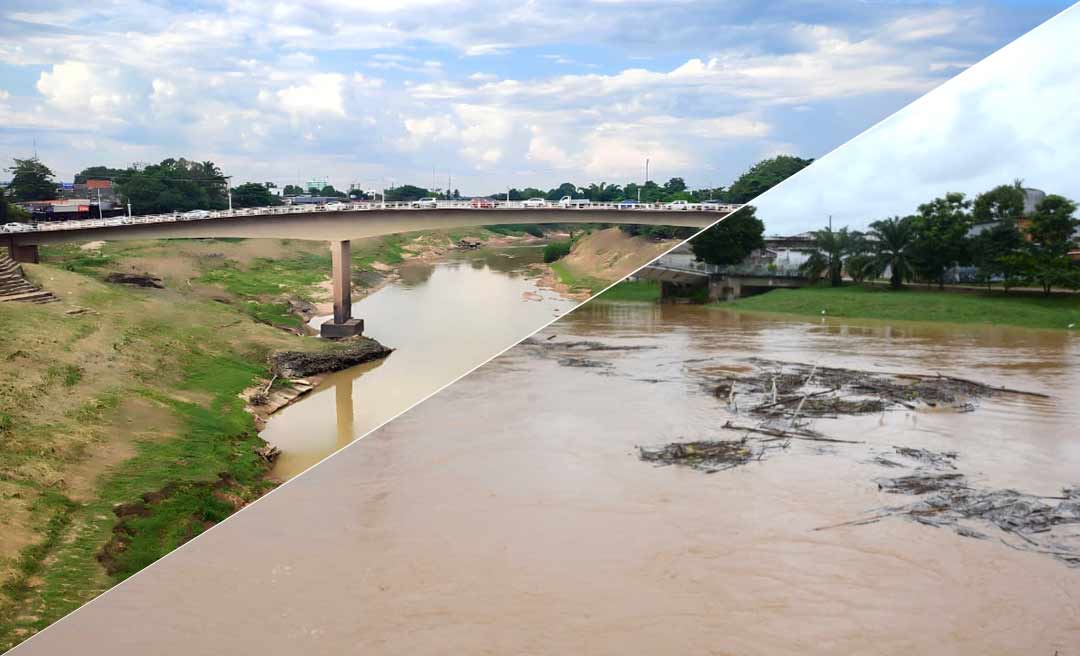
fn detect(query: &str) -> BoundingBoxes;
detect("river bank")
[600,279,1080,331]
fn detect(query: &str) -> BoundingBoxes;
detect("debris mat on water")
[638,438,771,473]
[712,358,1048,419]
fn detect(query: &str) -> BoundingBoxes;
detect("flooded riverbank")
[260,245,577,477]
[19,301,1079,655]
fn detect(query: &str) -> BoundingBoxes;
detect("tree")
[74,165,128,185]
[801,227,863,287]
[7,157,58,201]
[384,185,430,202]
[690,206,765,266]
[231,182,283,209]
[972,183,1025,224]
[867,216,917,290]
[725,155,813,203]
[283,184,304,196]
[0,194,31,222]
[319,185,346,198]
[662,177,687,195]
[969,219,1024,291]
[910,192,972,288]
[115,158,228,214]
[1024,194,1079,294]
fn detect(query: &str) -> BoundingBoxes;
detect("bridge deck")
[5,200,740,245]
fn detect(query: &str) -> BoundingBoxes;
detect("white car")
[182,209,210,220]
[558,196,591,208]
[522,197,547,208]
[411,197,438,208]
[324,200,345,210]
[2,222,33,232]
[666,200,691,210]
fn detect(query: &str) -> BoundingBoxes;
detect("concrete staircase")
[0,252,59,304]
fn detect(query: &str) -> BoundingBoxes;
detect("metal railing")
[5,199,742,234]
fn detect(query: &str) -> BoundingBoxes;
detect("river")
[14,300,1080,655]
[261,245,577,478]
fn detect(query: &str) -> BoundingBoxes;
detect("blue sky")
[0,0,1073,195]
[755,3,1080,233]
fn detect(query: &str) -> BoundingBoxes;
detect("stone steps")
[0,252,59,304]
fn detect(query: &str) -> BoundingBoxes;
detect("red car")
[470,197,496,209]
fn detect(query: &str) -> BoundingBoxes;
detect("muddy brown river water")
[262,245,577,478]
[12,301,1080,655]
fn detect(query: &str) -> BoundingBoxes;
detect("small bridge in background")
[3,199,739,336]
[638,257,811,302]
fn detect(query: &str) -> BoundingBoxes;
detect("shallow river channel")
[261,245,577,477]
[17,300,1080,655]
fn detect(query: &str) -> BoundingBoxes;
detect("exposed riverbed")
[13,301,1080,655]
[260,245,577,478]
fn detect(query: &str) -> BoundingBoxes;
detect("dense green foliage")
[725,155,814,203]
[6,157,57,201]
[543,240,573,263]
[599,279,662,302]
[691,206,765,266]
[801,184,1080,294]
[231,182,283,209]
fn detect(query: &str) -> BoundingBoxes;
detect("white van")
[558,196,591,208]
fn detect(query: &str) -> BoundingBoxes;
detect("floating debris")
[639,439,765,473]
[710,359,1047,420]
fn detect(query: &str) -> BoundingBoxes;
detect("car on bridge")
[2,222,35,232]
[324,200,346,210]
[522,197,547,208]
[181,209,210,220]
[617,199,641,209]
[665,200,691,210]
[411,197,438,208]
[558,196,591,208]
[469,197,496,209]
[701,199,724,208]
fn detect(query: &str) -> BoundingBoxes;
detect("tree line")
[800,183,1080,295]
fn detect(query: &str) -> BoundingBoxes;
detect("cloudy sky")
[755,2,1080,234]
[0,0,1073,195]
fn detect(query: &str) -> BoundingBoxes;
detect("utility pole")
[643,157,650,203]
[127,201,132,218]
[226,177,233,211]
[96,188,104,220]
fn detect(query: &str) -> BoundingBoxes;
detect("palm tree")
[868,216,916,290]
[801,227,863,286]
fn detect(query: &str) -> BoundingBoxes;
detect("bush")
[543,240,573,263]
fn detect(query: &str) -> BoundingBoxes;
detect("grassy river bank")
[602,280,1080,331]
[0,228,520,649]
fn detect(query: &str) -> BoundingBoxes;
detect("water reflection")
[261,246,576,477]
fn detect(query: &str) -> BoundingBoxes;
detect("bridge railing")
[14,199,742,233]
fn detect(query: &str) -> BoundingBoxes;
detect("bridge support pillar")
[5,242,39,264]
[321,240,364,339]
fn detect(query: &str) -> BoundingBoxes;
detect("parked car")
[522,197,547,208]
[558,196,591,208]
[617,199,641,209]
[181,209,210,220]
[470,197,496,209]
[324,200,345,210]
[2,222,33,232]
[412,197,438,208]
[666,200,691,210]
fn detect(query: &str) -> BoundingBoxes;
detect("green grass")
[598,279,661,302]
[352,234,408,268]
[198,252,330,299]
[730,284,1080,331]
[550,261,609,294]
[242,301,303,329]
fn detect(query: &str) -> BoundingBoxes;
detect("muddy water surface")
[262,245,576,477]
[14,302,1080,655]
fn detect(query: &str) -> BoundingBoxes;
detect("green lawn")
[597,279,662,302]
[550,261,610,294]
[730,284,1080,331]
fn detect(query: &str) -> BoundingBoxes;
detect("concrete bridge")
[638,258,810,302]
[3,199,738,336]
